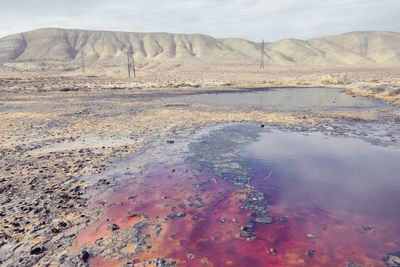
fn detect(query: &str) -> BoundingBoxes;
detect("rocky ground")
[0,73,399,266]
[0,66,399,103]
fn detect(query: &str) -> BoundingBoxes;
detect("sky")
[0,0,399,41]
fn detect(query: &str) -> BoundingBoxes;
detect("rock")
[30,245,45,255]
[240,230,255,239]
[166,140,175,144]
[382,251,400,267]
[362,226,376,233]
[51,227,61,233]
[305,233,317,239]
[155,258,176,267]
[81,250,90,263]
[187,253,195,260]
[128,211,140,218]
[176,211,185,217]
[279,217,288,223]
[123,261,135,267]
[166,211,186,220]
[307,250,316,257]
[254,215,274,224]
[108,223,120,231]
[346,260,363,267]
[184,196,204,209]
[155,224,162,235]
[128,195,137,200]
[58,221,68,228]
[267,247,277,256]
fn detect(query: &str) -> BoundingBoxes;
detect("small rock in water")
[362,226,376,233]
[108,223,120,231]
[254,215,274,224]
[267,247,277,256]
[154,258,176,267]
[346,260,363,267]
[307,250,316,257]
[128,211,140,218]
[176,211,185,217]
[279,217,288,223]
[187,253,195,260]
[382,251,400,267]
[305,233,317,239]
[240,229,255,239]
[167,211,186,220]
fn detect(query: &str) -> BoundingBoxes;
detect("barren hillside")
[0,28,399,73]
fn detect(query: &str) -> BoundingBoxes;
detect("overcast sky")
[0,0,399,41]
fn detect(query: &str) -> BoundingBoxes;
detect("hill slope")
[0,28,399,71]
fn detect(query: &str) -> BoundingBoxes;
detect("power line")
[0,0,253,30]
[111,0,394,30]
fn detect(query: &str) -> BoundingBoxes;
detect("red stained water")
[73,131,400,267]
[74,163,399,266]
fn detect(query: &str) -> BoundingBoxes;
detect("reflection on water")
[244,130,400,220]
[172,88,390,109]
[241,129,400,266]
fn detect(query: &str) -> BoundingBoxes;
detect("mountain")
[0,28,399,72]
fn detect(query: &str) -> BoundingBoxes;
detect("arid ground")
[0,67,399,266]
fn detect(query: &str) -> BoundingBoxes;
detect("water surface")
[75,124,400,267]
[172,87,390,109]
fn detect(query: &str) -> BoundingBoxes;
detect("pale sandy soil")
[0,72,399,266]
[1,65,399,103]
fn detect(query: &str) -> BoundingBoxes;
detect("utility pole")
[81,51,85,75]
[126,51,136,79]
[131,51,136,78]
[260,39,265,70]
[127,51,132,79]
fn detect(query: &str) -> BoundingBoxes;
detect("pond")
[75,123,400,267]
[171,87,391,110]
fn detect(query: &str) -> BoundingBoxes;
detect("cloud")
[0,0,399,41]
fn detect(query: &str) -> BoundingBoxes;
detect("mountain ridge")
[0,28,399,71]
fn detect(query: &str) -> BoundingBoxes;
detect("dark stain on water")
[172,87,392,110]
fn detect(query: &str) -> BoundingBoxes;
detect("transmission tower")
[260,39,265,70]
[80,51,86,75]
[126,51,136,78]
